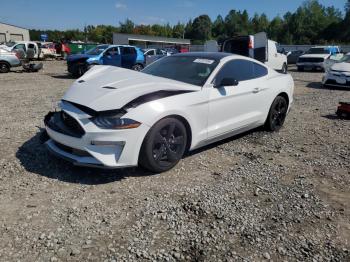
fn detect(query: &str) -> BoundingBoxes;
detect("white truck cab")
[0,41,43,60]
[217,32,288,73]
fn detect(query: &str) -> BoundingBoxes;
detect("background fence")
[189,44,350,53]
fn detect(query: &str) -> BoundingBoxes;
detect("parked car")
[67,44,145,77]
[287,50,305,64]
[0,48,21,73]
[143,48,167,65]
[43,52,294,172]
[296,46,340,72]
[322,53,350,88]
[38,42,59,59]
[0,41,43,60]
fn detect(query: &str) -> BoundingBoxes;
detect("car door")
[207,59,268,139]
[101,47,121,66]
[145,49,156,65]
[120,47,137,69]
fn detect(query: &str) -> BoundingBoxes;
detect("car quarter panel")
[123,89,211,150]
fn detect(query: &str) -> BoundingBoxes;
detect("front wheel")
[139,118,187,173]
[0,62,10,73]
[265,96,288,132]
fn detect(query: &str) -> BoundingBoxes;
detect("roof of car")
[172,52,233,60]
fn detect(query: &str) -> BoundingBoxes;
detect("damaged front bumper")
[43,105,149,168]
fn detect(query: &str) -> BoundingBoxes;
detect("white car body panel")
[265,40,287,71]
[63,66,201,111]
[322,59,350,88]
[45,54,294,168]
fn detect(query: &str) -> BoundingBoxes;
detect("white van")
[212,32,288,73]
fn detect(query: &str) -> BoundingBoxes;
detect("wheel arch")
[143,114,193,153]
[167,114,192,152]
[0,60,11,67]
[277,92,289,105]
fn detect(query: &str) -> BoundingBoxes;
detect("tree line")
[29,0,350,45]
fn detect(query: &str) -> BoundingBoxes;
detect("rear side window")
[253,63,268,78]
[121,47,136,55]
[215,59,267,84]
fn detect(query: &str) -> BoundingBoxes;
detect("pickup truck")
[219,32,288,73]
[296,46,340,72]
[0,41,43,60]
[0,48,21,73]
[142,48,167,65]
[66,44,145,77]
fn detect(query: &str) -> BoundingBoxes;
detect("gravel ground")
[0,61,349,262]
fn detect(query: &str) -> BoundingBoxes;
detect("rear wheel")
[265,96,288,131]
[297,66,304,72]
[139,118,187,173]
[0,62,10,73]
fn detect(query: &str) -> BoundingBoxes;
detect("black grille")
[61,111,85,137]
[54,142,90,157]
[325,79,350,87]
[298,57,324,63]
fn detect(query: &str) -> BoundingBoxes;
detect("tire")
[297,66,304,72]
[265,96,288,132]
[0,62,10,73]
[281,63,288,74]
[132,64,143,71]
[139,117,187,173]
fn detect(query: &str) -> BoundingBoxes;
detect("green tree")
[119,19,134,34]
[172,22,185,38]
[252,13,269,33]
[212,15,226,41]
[191,15,212,43]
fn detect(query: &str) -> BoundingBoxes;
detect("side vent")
[102,86,117,90]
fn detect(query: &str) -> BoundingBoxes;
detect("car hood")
[300,54,330,59]
[67,53,95,62]
[63,65,200,112]
[331,62,350,72]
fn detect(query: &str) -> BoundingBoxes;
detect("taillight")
[15,51,20,59]
[248,37,254,49]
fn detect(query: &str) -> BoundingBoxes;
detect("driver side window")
[13,44,26,52]
[214,59,268,86]
[214,59,253,85]
[105,47,119,56]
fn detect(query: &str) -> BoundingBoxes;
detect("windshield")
[85,45,109,55]
[142,56,219,86]
[5,42,16,47]
[339,55,350,63]
[306,48,330,54]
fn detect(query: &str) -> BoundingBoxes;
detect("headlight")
[91,115,141,129]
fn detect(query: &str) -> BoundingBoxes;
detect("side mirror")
[215,78,239,88]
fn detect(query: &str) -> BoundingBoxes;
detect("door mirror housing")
[215,78,239,88]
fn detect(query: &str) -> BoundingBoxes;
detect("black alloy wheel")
[265,96,288,131]
[0,62,10,73]
[139,118,187,173]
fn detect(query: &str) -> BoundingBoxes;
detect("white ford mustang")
[44,52,294,172]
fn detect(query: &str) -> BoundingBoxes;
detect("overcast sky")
[0,0,346,30]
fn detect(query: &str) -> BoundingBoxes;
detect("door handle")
[253,87,260,93]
